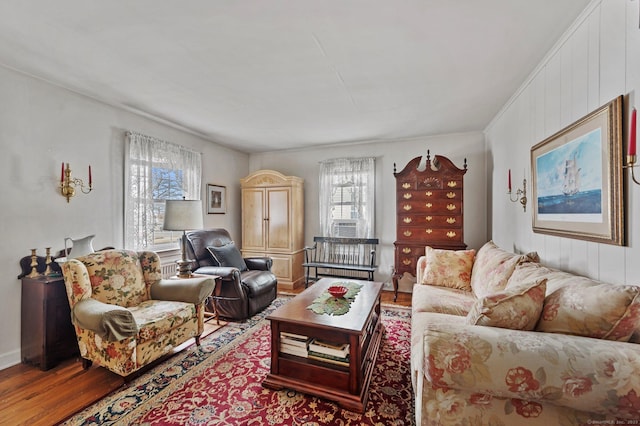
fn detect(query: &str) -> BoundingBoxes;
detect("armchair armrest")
[73,298,137,341]
[194,266,244,295]
[416,256,427,284]
[244,257,272,271]
[195,266,240,279]
[420,321,640,418]
[150,276,215,305]
[61,258,93,307]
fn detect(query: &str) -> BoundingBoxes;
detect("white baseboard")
[0,348,21,371]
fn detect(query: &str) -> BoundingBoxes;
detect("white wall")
[486,0,640,283]
[0,66,250,369]
[249,132,489,290]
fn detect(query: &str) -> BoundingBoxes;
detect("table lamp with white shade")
[163,199,203,278]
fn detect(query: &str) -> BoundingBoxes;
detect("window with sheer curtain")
[319,157,375,238]
[124,131,202,250]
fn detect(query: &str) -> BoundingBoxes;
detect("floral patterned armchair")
[61,249,215,376]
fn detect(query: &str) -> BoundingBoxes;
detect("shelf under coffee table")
[262,277,384,413]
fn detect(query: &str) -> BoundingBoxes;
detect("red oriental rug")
[62,298,414,426]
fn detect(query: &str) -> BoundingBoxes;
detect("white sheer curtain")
[124,131,202,249]
[319,157,375,238]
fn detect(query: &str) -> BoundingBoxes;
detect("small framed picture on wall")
[207,184,226,214]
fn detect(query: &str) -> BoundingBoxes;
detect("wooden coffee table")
[262,277,384,413]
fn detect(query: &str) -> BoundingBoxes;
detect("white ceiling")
[0,0,591,153]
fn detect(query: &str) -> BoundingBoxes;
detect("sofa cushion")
[507,262,564,293]
[465,278,547,330]
[537,279,640,341]
[412,284,476,317]
[421,246,475,291]
[129,299,196,344]
[470,241,535,299]
[207,242,248,271]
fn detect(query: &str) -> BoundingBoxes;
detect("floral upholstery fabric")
[129,300,197,343]
[421,246,475,291]
[510,261,640,341]
[412,242,640,425]
[537,280,640,341]
[412,284,476,317]
[416,320,640,425]
[469,241,535,298]
[75,250,150,307]
[465,278,547,330]
[61,249,212,376]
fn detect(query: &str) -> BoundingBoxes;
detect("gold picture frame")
[530,96,624,245]
[207,184,226,214]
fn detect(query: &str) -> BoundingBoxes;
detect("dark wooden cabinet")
[21,275,79,370]
[392,152,467,300]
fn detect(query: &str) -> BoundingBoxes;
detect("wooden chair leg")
[82,358,92,370]
[195,335,201,346]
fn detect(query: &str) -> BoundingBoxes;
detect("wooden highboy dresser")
[392,151,467,300]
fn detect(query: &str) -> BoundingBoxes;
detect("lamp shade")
[163,199,203,231]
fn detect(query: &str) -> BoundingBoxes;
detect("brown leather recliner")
[184,228,277,320]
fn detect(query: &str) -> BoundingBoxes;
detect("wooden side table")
[21,275,79,370]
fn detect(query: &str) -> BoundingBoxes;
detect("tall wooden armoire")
[240,170,305,290]
[392,152,467,300]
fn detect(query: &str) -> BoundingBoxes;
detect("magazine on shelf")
[281,331,308,341]
[308,339,350,358]
[307,350,350,367]
[280,332,310,349]
[280,342,308,358]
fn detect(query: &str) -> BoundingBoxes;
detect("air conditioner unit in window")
[332,220,357,238]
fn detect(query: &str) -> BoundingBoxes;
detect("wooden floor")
[0,290,411,426]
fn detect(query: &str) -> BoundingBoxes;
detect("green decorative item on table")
[307,281,363,315]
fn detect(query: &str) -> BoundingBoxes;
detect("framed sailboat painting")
[530,96,624,245]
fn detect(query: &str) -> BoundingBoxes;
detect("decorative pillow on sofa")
[465,278,547,330]
[536,280,640,341]
[206,242,248,271]
[421,246,475,291]
[470,241,537,299]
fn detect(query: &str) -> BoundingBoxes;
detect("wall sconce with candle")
[626,107,639,185]
[60,162,92,203]
[508,169,527,212]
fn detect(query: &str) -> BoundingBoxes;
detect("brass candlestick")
[44,247,53,276]
[27,249,40,278]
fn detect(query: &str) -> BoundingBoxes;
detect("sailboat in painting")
[562,155,580,196]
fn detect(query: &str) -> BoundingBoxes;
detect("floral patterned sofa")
[61,249,215,376]
[411,241,640,425]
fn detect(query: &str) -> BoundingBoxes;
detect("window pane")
[152,167,184,246]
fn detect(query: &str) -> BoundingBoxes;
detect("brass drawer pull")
[448,181,457,187]
[402,247,411,254]
[402,259,412,266]
[446,192,456,199]
[425,229,433,234]
[403,193,412,199]
[402,182,411,189]
[447,231,457,238]
[446,217,456,224]
[403,230,412,237]
[403,204,412,211]
[447,204,456,211]
[403,217,412,224]
[425,203,432,208]
[425,216,432,221]
[425,191,433,197]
